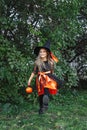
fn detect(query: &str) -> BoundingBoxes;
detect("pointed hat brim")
[34,46,51,56]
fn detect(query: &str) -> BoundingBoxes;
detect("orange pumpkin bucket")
[26,87,33,94]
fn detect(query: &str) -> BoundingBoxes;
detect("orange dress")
[33,61,61,96]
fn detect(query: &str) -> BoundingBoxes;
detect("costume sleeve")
[32,64,38,75]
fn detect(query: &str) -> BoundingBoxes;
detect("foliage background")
[0,0,87,103]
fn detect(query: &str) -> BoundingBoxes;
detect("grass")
[0,90,87,130]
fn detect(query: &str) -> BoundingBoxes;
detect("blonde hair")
[35,49,54,72]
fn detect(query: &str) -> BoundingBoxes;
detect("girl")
[28,41,62,114]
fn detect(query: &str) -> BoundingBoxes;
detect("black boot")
[43,88,49,111]
[38,108,44,114]
[43,95,49,111]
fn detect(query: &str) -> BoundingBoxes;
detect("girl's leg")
[38,89,49,114]
[43,88,49,110]
[38,95,44,114]
[44,88,49,96]
[39,95,43,108]
[38,88,49,109]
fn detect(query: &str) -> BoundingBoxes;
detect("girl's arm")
[28,72,35,86]
[28,63,38,86]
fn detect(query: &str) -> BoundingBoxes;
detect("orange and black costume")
[33,60,60,95]
[33,60,62,112]
[33,41,63,114]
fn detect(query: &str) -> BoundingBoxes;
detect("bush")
[0,38,34,104]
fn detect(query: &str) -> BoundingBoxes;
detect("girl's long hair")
[35,50,54,72]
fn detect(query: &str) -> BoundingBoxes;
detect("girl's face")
[39,48,48,58]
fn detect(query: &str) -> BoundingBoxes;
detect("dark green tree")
[0,0,87,103]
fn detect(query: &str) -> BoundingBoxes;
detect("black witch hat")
[34,41,51,56]
[34,40,59,63]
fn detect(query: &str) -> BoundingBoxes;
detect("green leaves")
[0,37,31,103]
[0,0,87,103]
